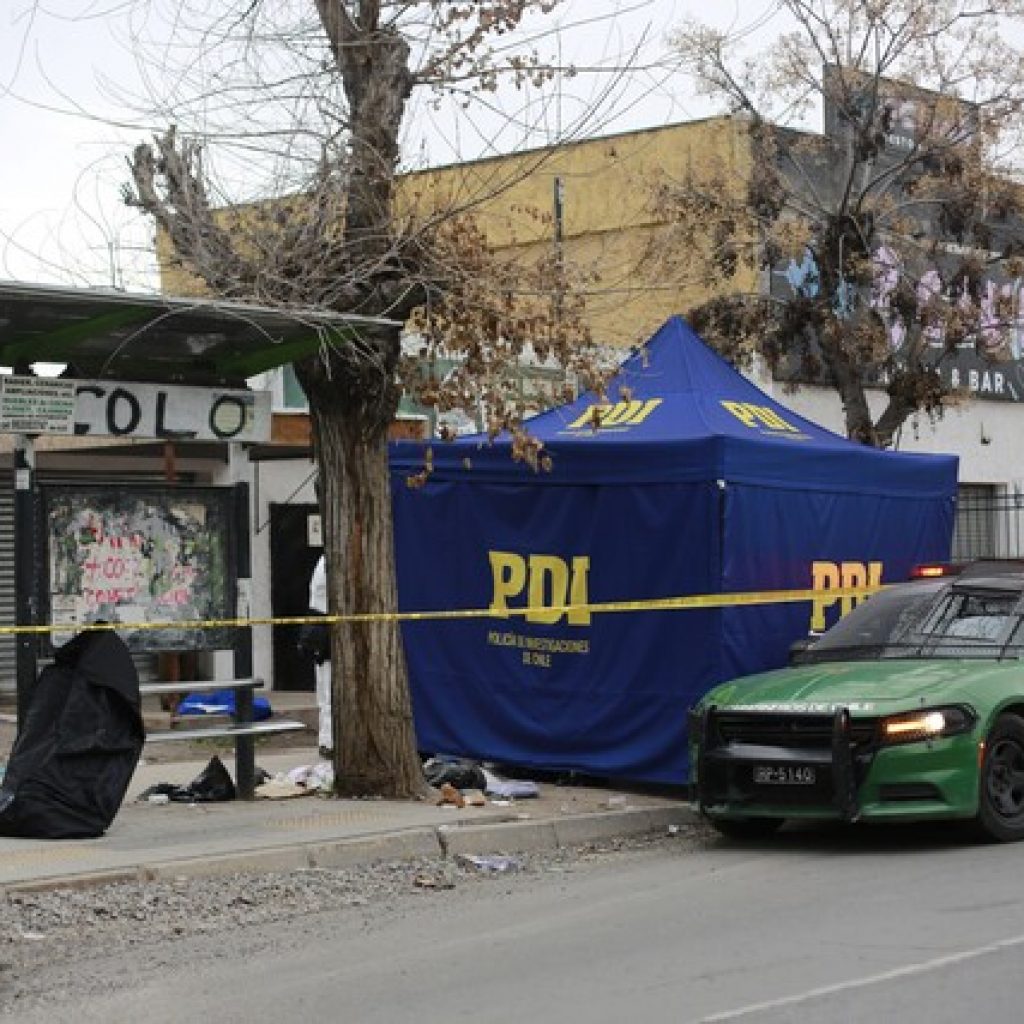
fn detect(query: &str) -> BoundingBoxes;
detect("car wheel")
[708,817,784,840]
[975,714,1024,842]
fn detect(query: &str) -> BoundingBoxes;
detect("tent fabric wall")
[719,484,957,683]
[392,479,722,783]
[391,317,959,784]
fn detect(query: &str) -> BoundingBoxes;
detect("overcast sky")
[0,1,777,290]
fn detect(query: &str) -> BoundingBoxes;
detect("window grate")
[953,485,1024,560]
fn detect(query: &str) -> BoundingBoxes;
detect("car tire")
[974,713,1024,843]
[708,817,784,840]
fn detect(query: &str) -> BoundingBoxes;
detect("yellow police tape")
[0,585,884,635]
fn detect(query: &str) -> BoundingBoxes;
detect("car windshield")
[794,578,1024,664]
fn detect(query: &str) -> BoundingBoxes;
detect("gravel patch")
[0,825,709,1014]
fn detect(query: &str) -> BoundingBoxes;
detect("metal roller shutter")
[0,476,13,694]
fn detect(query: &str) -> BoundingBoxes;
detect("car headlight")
[879,706,975,745]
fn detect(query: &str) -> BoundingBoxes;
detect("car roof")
[951,578,1024,594]
[956,560,1024,583]
[910,560,1024,595]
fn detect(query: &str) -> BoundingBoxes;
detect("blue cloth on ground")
[176,689,272,721]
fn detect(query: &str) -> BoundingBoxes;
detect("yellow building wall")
[161,117,757,350]
[402,116,757,348]
[157,233,209,299]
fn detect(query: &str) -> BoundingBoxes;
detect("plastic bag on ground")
[456,854,522,873]
[482,768,539,799]
[179,755,236,802]
[137,755,236,804]
[285,762,334,792]
[422,757,487,792]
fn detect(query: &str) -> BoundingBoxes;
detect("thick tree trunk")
[311,400,423,798]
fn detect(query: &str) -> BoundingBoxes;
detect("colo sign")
[0,376,272,443]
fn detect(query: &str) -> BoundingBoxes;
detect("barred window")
[953,484,1024,560]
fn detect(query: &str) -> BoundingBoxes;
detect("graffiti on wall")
[773,245,1024,400]
[43,488,235,652]
[771,69,1016,397]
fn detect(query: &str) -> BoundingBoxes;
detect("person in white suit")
[308,553,332,757]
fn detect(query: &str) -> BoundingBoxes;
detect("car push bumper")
[693,705,861,822]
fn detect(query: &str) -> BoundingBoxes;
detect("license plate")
[753,765,816,786]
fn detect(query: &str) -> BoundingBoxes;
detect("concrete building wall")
[404,116,757,347]
[161,117,758,350]
[765,376,1021,488]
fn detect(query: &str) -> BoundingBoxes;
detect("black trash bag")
[0,630,145,839]
[137,757,238,804]
[136,782,181,802]
[170,755,236,803]
[423,757,487,792]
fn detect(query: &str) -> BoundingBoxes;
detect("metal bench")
[140,679,308,799]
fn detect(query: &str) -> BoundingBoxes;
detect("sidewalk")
[0,744,694,894]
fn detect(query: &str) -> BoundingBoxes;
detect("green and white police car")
[691,561,1024,841]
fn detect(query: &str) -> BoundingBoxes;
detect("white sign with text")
[0,376,77,433]
[0,376,273,441]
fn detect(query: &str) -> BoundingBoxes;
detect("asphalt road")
[5,822,1024,1023]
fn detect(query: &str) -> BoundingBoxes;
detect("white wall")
[251,457,319,688]
[755,372,1020,487]
[209,452,318,689]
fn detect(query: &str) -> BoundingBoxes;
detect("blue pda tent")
[390,317,959,784]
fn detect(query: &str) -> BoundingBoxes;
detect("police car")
[691,561,1024,841]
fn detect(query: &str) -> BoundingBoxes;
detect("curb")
[1,804,698,895]
[438,805,692,858]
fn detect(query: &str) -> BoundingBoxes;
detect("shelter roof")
[0,281,398,387]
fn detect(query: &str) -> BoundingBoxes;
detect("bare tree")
[662,0,1024,447]
[121,0,635,796]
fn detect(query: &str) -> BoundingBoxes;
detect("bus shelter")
[0,280,394,731]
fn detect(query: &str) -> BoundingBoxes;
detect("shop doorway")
[270,502,321,691]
